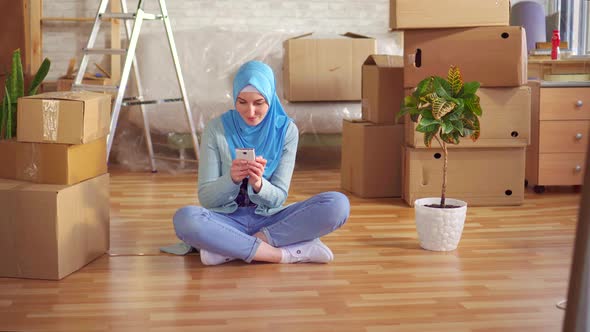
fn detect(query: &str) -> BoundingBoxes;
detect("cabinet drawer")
[539,120,590,153]
[538,153,587,185]
[540,88,589,120]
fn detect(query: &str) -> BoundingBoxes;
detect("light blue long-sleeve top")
[197,116,299,216]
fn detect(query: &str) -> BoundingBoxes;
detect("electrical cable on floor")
[107,251,198,257]
[556,299,567,310]
[108,253,163,257]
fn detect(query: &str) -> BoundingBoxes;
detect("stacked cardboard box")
[390,0,532,206]
[282,32,395,197]
[283,33,376,102]
[0,91,111,280]
[340,55,405,198]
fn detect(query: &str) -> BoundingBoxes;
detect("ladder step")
[100,13,135,20]
[72,84,119,92]
[84,48,127,55]
[123,96,142,101]
[122,98,183,106]
[99,12,162,20]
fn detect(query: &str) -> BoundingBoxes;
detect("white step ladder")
[73,0,199,172]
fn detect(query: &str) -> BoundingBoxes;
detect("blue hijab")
[221,61,292,179]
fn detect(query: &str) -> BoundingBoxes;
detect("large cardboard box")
[0,138,107,185]
[341,120,403,198]
[404,27,527,88]
[283,33,376,102]
[0,174,110,280]
[390,0,510,30]
[361,55,404,124]
[402,146,525,206]
[405,86,532,148]
[17,91,111,144]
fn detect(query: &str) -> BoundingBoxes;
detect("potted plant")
[0,48,50,139]
[398,65,483,251]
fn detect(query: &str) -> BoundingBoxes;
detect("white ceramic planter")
[414,197,468,251]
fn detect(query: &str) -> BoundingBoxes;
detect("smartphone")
[236,148,256,161]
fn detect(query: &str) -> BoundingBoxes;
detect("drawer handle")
[576,100,584,107]
[575,165,582,172]
[576,133,584,140]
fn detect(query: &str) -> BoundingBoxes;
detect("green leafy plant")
[0,49,51,139]
[398,65,483,208]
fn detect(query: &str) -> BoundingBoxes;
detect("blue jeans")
[173,191,350,262]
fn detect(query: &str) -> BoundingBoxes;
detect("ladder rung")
[84,48,127,55]
[123,96,143,101]
[72,84,119,92]
[99,12,162,20]
[140,13,162,20]
[100,13,135,20]
[122,98,183,106]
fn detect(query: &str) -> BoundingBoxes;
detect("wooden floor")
[0,157,581,331]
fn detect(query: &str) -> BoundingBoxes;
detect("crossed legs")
[173,191,350,264]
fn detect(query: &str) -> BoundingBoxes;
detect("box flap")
[21,91,106,103]
[288,32,314,40]
[288,32,374,41]
[342,32,373,39]
[363,55,404,67]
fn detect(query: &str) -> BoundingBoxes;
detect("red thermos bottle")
[551,30,560,60]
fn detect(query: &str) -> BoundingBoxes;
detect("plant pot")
[414,197,468,251]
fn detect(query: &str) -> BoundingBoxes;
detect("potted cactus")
[398,65,483,251]
[0,48,51,139]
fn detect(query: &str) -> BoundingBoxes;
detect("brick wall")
[42,0,391,79]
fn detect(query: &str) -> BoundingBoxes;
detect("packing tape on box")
[60,91,84,100]
[406,53,416,67]
[18,142,39,181]
[42,100,59,141]
[43,91,84,101]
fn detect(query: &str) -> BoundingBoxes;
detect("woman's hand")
[230,159,250,184]
[248,156,267,193]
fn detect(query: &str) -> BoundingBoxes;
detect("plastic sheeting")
[113,27,402,171]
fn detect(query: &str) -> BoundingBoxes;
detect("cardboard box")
[402,146,525,206]
[390,0,510,30]
[404,27,527,88]
[341,120,403,197]
[283,33,376,101]
[361,55,404,124]
[17,91,111,144]
[405,86,532,148]
[0,138,107,185]
[0,174,110,280]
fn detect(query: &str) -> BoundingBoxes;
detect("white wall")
[42,0,391,80]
